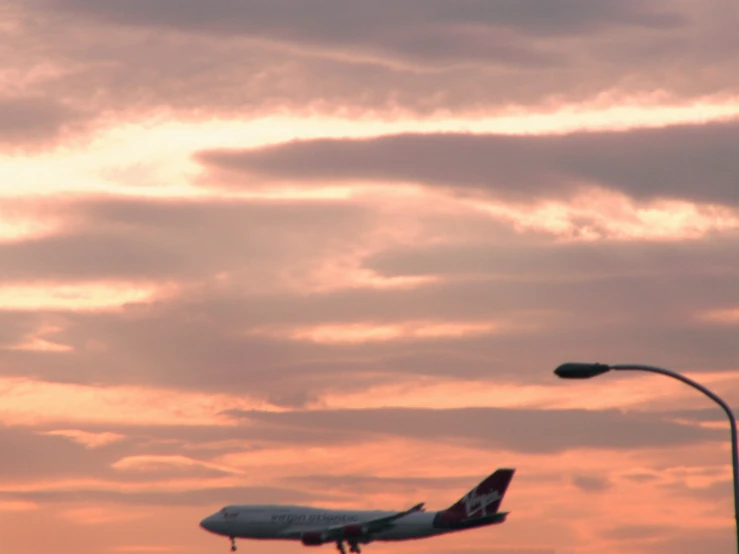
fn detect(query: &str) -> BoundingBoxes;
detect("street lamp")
[554,362,739,553]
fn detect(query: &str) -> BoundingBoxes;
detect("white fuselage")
[200,504,449,543]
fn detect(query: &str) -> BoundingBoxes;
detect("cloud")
[622,472,660,483]
[3,2,738,553]
[659,477,733,502]
[662,408,733,423]
[365,234,739,280]
[198,120,739,206]
[48,421,365,453]
[283,474,475,496]
[0,485,325,507]
[43,429,125,448]
[2,263,738,395]
[36,0,683,65]
[0,311,48,348]
[600,524,672,540]
[0,197,372,284]
[572,474,611,492]
[0,97,82,147]
[225,407,724,453]
[111,455,241,477]
[443,550,555,554]
[0,425,126,480]
[1,0,736,132]
[628,528,734,554]
[700,307,739,324]
[0,181,735,402]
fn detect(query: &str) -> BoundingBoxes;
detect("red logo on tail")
[443,468,515,520]
[462,487,502,517]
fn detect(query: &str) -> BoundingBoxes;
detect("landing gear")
[336,541,347,554]
[229,536,237,552]
[348,541,361,553]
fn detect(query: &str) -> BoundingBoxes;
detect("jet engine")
[342,524,368,538]
[300,531,327,546]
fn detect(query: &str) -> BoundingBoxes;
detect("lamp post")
[554,362,739,553]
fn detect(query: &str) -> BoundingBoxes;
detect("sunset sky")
[1,1,739,553]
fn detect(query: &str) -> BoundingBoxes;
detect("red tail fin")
[444,468,515,519]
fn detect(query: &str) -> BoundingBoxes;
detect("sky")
[1,0,739,553]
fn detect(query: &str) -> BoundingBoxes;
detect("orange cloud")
[43,429,126,448]
[1,4,736,554]
[0,377,277,426]
[7,336,73,353]
[472,187,739,241]
[111,455,243,475]
[698,308,739,324]
[112,547,177,553]
[0,208,63,243]
[314,373,717,412]
[3,98,739,200]
[59,505,149,525]
[0,282,172,311]
[250,320,513,344]
[0,500,38,512]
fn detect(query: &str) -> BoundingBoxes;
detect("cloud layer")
[2,1,739,553]
[200,120,739,205]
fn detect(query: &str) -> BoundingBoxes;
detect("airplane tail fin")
[444,468,515,519]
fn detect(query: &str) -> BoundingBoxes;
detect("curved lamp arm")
[555,362,739,553]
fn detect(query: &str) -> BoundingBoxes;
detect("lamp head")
[554,362,611,379]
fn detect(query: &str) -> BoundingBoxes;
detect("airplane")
[200,467,515,553]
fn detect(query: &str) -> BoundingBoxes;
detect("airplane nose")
[200,515,217,533]
[200,511,232,536]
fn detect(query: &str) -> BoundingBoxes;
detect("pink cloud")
[1,1,738,553]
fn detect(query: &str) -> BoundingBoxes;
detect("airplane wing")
[332,502,425,534]
[281,502,425,542]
